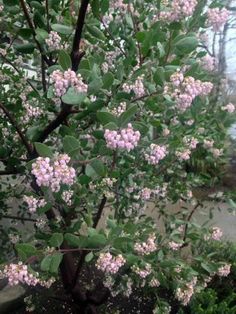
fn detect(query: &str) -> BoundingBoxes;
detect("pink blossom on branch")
[207,8,230,32]
[104,123,141,151]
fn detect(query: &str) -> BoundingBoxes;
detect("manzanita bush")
[0,0,235,313]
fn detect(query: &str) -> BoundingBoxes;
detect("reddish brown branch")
[71,0,90,71]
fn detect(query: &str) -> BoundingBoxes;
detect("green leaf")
[113,237,133,251]
[64,233,81,247]
[41,255,52,272]
[85,164,97,178]
[15,43,35,54]
[33,11,45,28]
[51,24,73,35]
[41,252,63,273]
[119,104,138,127]
[49,233,63,248]
[87,234,107,248]
[63,135,80,155]
[90,159,106,177]
[47,65,63,74]
[85,252,94,263]
[3,0,18,6]
[91,0,99,17]
[61,87,86,105]
[15,243,37,261]
[88,77,103,94]
[175,37,198,54]
[87,25,106,41]
[35,28,48,43]
[34,142,53,157]
[18,28,34,40]
[58,50,72,70]
[50,253,63,273]
[97,111,118,125]
[154,67,165,86]
[102,72,114,89]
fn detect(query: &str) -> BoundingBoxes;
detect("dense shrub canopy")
[0,0,235,313]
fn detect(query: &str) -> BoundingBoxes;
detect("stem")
[100,18,127,58]
[1,215,37,222]
[41,56,47,93]
[0,54,39,95]
[181,202,201,248]
[71,196,107,289]
[19,0,51,65]
[37,0,90,143]
[0,102,33,154]
[71,0,90,71]
[45,0,50,32]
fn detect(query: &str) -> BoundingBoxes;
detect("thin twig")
[181,202,202,248]
[19,0,50,65]
[0,102,33,154]
[41,56,47,93]
[0,54,39,95]
[2,215,37,222]
[100,18,127,58]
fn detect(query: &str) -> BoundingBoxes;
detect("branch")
[93,195,107,228]
[0,102,33,154]
[37,104,72,143]
[71,0,90,71]
[0,54,40,95]
[0,170,21,176]
[100,18,127,58]
[71,196,107,289]
[37,0,90,143]
[1,215,37,222]
[19,0,50,65]
[181,202,201,248]
[41,56,47,93]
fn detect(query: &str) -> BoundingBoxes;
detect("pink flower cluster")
[2,263,55,288]
[51,69,88,97]
[176,277,197,305]
[110,0,127,12]
[149,278,160,287]
[167,73,213,112]
[62,190,73,206]
[140,187,152,200]
[31,154,76,192]
[96,252,126,274]
[176,149,191,161]
[159,0,197,21]
[111,102,127,116]
[144,144,168,165]
[132,263,152,278]
[123,76,145,98]
[200,55,216,72]
[169,241,182,251]
[134,234,157,255]
[207,8,230,32]
[183,137,199,150]
[104,123,141,151]
[218,264,231,277]
[45,31,62,51]
[23,195,46,213]
[211,227,223,241]
[22,102,43,123]
[222,103,235,113]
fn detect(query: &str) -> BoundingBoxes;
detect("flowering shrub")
[0,0,235,313]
